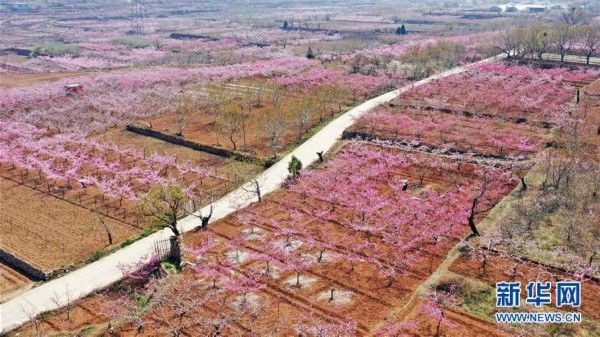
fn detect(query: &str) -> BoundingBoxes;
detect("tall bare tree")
[551,24,576,63]
[216,99,245,151]
[580,25,600,65]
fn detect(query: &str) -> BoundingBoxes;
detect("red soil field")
[148,96,344,158]
[0,130,258,276]
[400,69,591,124]
[351,105,551,158]
[159,142,516,333]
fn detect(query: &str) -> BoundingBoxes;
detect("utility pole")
[130,0,145,35]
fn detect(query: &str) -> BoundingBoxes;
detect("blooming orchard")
[410,63,598,121]
[0,121,228,202]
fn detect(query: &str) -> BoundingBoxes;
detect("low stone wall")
[169,33,217,40]
[341,130,536,162]
[0,248,45,280]
[126,124,275,167]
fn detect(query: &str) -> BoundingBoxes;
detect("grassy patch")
[437,273,497,321]
[78,326,95,335]
[457,281,495,320]
[120,227,157,248]
[113,37,151,49]
[86,250,108,263]
[31,42,81,57]
[160,260,179,274]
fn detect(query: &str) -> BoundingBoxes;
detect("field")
[142,67,403,159]
[5,62,597,336]
[0,176,137,274]
[0,123,259,276]
[350,63,599,159]
[9,58,599,335]
[9,139,519,336]
[0,263,32,303]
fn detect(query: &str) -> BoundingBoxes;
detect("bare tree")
[216,99,245,151]
[242,178,263,202]
[539,150,576,190]
[50,286,73,323]
[551,23,576,63]
[294,95,314,140]
[205,86,228,145]
[467,175,496,236]
[495,29,525,60]
[175,92,195,136]
[580,25,600,65]
[186,195,214,230]
[263,90,288,158]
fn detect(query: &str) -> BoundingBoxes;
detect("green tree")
[288,156,303,179]
[396,24,407,35]
[136,184,187,237]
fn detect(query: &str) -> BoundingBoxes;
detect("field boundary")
[478,246,600,284]
[341,130,532,164]
[392,103,556,128]
[125,124,275,167]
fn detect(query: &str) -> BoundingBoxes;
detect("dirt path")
[0,54,504,334]
[0,71,89,88]
[368,173,524,336]
[366,238,467,335]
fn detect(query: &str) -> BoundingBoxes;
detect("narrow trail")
[0,54,504,334]
[366,237,467,336]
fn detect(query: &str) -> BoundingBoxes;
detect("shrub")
[306,47,315,59]
[288,156,303,178]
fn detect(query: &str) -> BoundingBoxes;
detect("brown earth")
[0,262,33,303]
[0,176,138,274]
[0,129,259,280]
[147,84,347,158]
[0,70,88,88]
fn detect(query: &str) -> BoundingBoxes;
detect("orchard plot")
[351,63,600,158]
[403,63,598,122]
[0,121,258,273]
[145,65,403,158]
[0,57,315,136]
[92,140,516,334]
[352,105,549,158]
